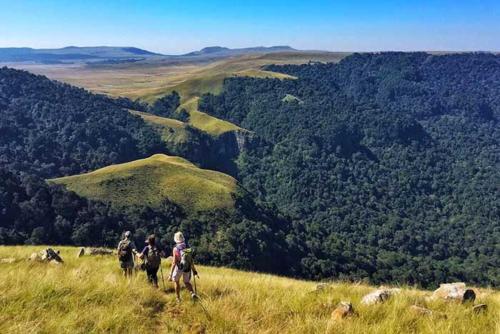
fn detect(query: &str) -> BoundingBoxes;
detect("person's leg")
[152,268,159,288]
[174,281,181,301]
[183,272,197,298]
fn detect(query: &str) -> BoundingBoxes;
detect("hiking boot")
[191,293,199,300]
[176,297,181,303]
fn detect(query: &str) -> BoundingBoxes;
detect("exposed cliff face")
[207,129,259,176]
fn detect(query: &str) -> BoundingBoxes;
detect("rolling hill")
[0,246,498,334]
[50,154,237,212]
[0,46,162,63]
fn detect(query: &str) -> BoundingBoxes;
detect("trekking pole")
[159,265,166,291]
[193,269,198,295]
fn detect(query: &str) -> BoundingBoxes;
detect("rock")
[472,304,487,314]
[432,283,475,303]
[29,252,42,262]
[361,289,395,305]
[0,258,16,264]
[410,305,433,316]
[331,301,355,321]
[77,247,85,258]
[29,248,63,263]
[44,248,63,263]
[462,289,476,303]
[87,248,113,256]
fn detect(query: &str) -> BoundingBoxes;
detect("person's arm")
[137,246,148,260]
[131,241,138,254]
[192,263,198,277]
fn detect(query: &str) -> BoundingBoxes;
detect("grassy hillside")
[180,97,242,135]
[50,154,237,212]
[0,246,498,334]
[129,109,191,144]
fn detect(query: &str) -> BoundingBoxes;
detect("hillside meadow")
[0,246,498,334]
[50,154,237,212]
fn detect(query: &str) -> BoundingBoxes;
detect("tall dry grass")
[0,246,498,333]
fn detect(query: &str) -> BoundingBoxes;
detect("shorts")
[172,266,191,283]
[120,260,134,269]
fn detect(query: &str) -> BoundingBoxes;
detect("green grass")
[50,154,237,212]
[1,246,498,333]
[129,110,191,145]
[180,97,242,136]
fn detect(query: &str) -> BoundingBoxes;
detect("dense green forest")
[199,53,499,287]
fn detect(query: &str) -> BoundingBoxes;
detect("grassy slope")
[180,97,242,135]
[129,110,191,144]
[1,246,498,334]
[50,154,237,212]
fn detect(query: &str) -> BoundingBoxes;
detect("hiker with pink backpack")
[168,231,198,302]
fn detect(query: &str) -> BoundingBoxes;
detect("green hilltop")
[50,154,237,212]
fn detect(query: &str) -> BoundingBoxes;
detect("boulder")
[431,283,475,303]
[361,288,399,305]
[29,248,63,263]
[87,248,113,256]
[29,252,42,262]
[77,247,85,258]
[0,258,16,264]
[316,283,329,291]
[472,304,487,314]
[331,301,355,321]
[410,305,432,316]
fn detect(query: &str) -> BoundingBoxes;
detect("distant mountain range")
[182,45,295,57]
[0,45,298,64]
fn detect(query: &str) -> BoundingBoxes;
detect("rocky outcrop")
[361,288,401,305]
[0,258,16,264]
[206,129,260,176]
[431,283,475,303]
[76,247,113,257]
[331,301,355,321]
[472,304,487,314]
[29,248,63,264]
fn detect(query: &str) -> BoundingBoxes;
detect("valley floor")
[0,246,498,333]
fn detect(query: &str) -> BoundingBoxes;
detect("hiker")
[137,234,162,288]
[117,231,137,277]
[168,231,198,302]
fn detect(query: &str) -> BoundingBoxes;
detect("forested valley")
[199,53,499,287]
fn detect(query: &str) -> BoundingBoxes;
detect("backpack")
[176,246,194,273]
[145,245,161,269]
[118,240,132,262]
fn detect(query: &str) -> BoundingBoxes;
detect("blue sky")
[0,0,499,53]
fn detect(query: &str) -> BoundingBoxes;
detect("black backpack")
[118,240,132,262]
[145,245,161,269]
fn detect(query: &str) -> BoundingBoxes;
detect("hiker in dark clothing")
[117,231,137,277]
[137,234,161,288]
